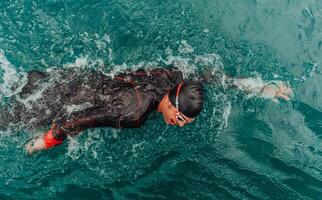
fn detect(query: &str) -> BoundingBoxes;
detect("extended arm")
[199,70,292,102]
[226,75,293,102]
[25,108,116,154]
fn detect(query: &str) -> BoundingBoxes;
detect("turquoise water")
[0,0,322,199]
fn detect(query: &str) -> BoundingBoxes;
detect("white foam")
[95,59,105,68]
[221,102,232,130]
[234,77,266,94]
[63,102,93,114]
[104,61,160,78]
[15,82,48,109]
[178,40,194,54]
[162,47,195,78]
[309,63,318,78]
[66,135,81,160]
[63,57,89,69]
[95,40,107,50]
[131,141,146,158]
[233,76,285,100]
[194,53,224,70]
[0,50,27,99]
[103,33,111,44]
[108,48,113,63]
[163,47,225,81]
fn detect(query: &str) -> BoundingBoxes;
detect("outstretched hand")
[261,82,293,102]
[275,83,293,101]
[25,135,46,154]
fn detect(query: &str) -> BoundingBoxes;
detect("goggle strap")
[175,82,184,112]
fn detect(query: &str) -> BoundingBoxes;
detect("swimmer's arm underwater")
[200,71,292,102]
[226,76,293,102]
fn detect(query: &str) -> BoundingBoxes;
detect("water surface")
[0,0,321,199]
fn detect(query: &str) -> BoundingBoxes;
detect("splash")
[66,135,82,160]
[179,40,194,54]
[233,76,288,100]
[63,57,89,69]
[14,82,51,109]
[0,50,27,99]
[63,102,93,115]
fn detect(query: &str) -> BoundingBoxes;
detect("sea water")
[0,0,321,199]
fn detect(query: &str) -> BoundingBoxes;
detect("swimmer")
[0,67,292,154]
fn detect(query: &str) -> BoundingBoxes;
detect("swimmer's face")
[157,94,194,127]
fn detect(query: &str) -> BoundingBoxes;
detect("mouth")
[168,119,176,125]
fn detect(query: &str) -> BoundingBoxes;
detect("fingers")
[25,136,45,154]
[25,140,37,154]
[25,143,34,154]
[277,93,290,101]
[276,83,292,101]
[280,84,293,94]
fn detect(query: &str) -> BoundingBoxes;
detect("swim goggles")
[175,82,194,123]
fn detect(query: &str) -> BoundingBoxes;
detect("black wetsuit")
[5,67,183,140]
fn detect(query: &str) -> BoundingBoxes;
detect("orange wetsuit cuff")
[43,129,63,149]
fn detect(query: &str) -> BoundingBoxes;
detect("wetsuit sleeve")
[51,108,117,140]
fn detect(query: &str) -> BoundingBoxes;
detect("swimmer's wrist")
[43,128,64,149]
